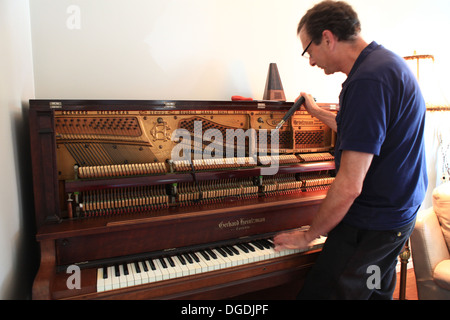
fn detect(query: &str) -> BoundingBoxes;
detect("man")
[273,0,428,299]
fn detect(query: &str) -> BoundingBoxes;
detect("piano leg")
[32,239,56,300]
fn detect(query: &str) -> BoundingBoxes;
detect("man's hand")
[296,92,337,132]
[296,92,318,115]
[273,229,312,252]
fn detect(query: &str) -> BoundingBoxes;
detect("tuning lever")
[275,96,306,130]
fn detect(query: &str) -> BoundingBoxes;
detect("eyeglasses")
[302,39,313,59]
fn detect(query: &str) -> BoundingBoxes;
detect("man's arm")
[299,92,337,132]
[273,150,374,251]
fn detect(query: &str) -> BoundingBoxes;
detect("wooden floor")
[393,268,418,300]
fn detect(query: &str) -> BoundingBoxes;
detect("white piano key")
[165,256,183,279]
[245,242,264,261]
[244,243,263,262]
[138,261,150,284]
[104,266,113,291]
[155,258,170,280]
[175,255,191,276]
[161,257,175,279]
[212,248,234,268]
[179,254,193,274]
[129,262,141,285]
[191,252,209,273]
[231,245,250,265]
[237,244,257,263]
[123,263,135,287]
[146,259,163,282]
[118,265,128,288]
[97,268,105,292]
[267,239,291,257]
[210,249,229,269]
[253,241,275,260]
[192,252,209,272]
[225,246,244,266]
[194,251,209,271]
[197,250,217,272]
[223,247,241,266]
[111,266,120,289]
[185,253,204,274]
[202,250,222,271]
[259,242,277,259]
[262,240,279,259]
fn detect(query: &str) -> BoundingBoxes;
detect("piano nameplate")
[218,217,266,232]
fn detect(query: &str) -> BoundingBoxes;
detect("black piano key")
[123,263,129,275]
[190,252,200,263]
[166,256,175,267]
[114,265,120,277]
[159,258,168,268]
[222,246,234,256]
[141,261,148,272]
[134,261,141,273]
[242,243,255,252]
[216,247,227,257]
[237,243,249,253]
[199,250,210,261]
[251,241,264,250]
[261,239,274,248]
[206,248,217,259]
[177,254,186,265]
[183,253,193,264]
[102,267,108,279]
[148,259,156,271]
[229,245,240,255]
[255,239,270,250]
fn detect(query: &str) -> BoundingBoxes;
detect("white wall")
[29,0,450,104]
[0,0,37,299]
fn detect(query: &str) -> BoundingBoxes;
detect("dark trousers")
[297,218,416,300]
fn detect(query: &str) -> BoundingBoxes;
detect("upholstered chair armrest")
[434,260,450,290]
[411,208,450,280]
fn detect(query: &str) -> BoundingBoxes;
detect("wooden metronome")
[263,63,286,101]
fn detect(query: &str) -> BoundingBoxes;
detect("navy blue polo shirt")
[336,41,428,230]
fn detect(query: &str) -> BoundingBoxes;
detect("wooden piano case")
[29,99,337,300]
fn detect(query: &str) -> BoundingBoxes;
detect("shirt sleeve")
[337,79,389,156]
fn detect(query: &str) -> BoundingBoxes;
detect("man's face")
[299,27,335,75]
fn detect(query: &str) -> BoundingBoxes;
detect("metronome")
[263,63,286,101]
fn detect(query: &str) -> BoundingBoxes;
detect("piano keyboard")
[96,236,326,292]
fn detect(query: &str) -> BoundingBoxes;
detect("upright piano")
[29,99,337,300]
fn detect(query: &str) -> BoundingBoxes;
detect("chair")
[410,182,450,299]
